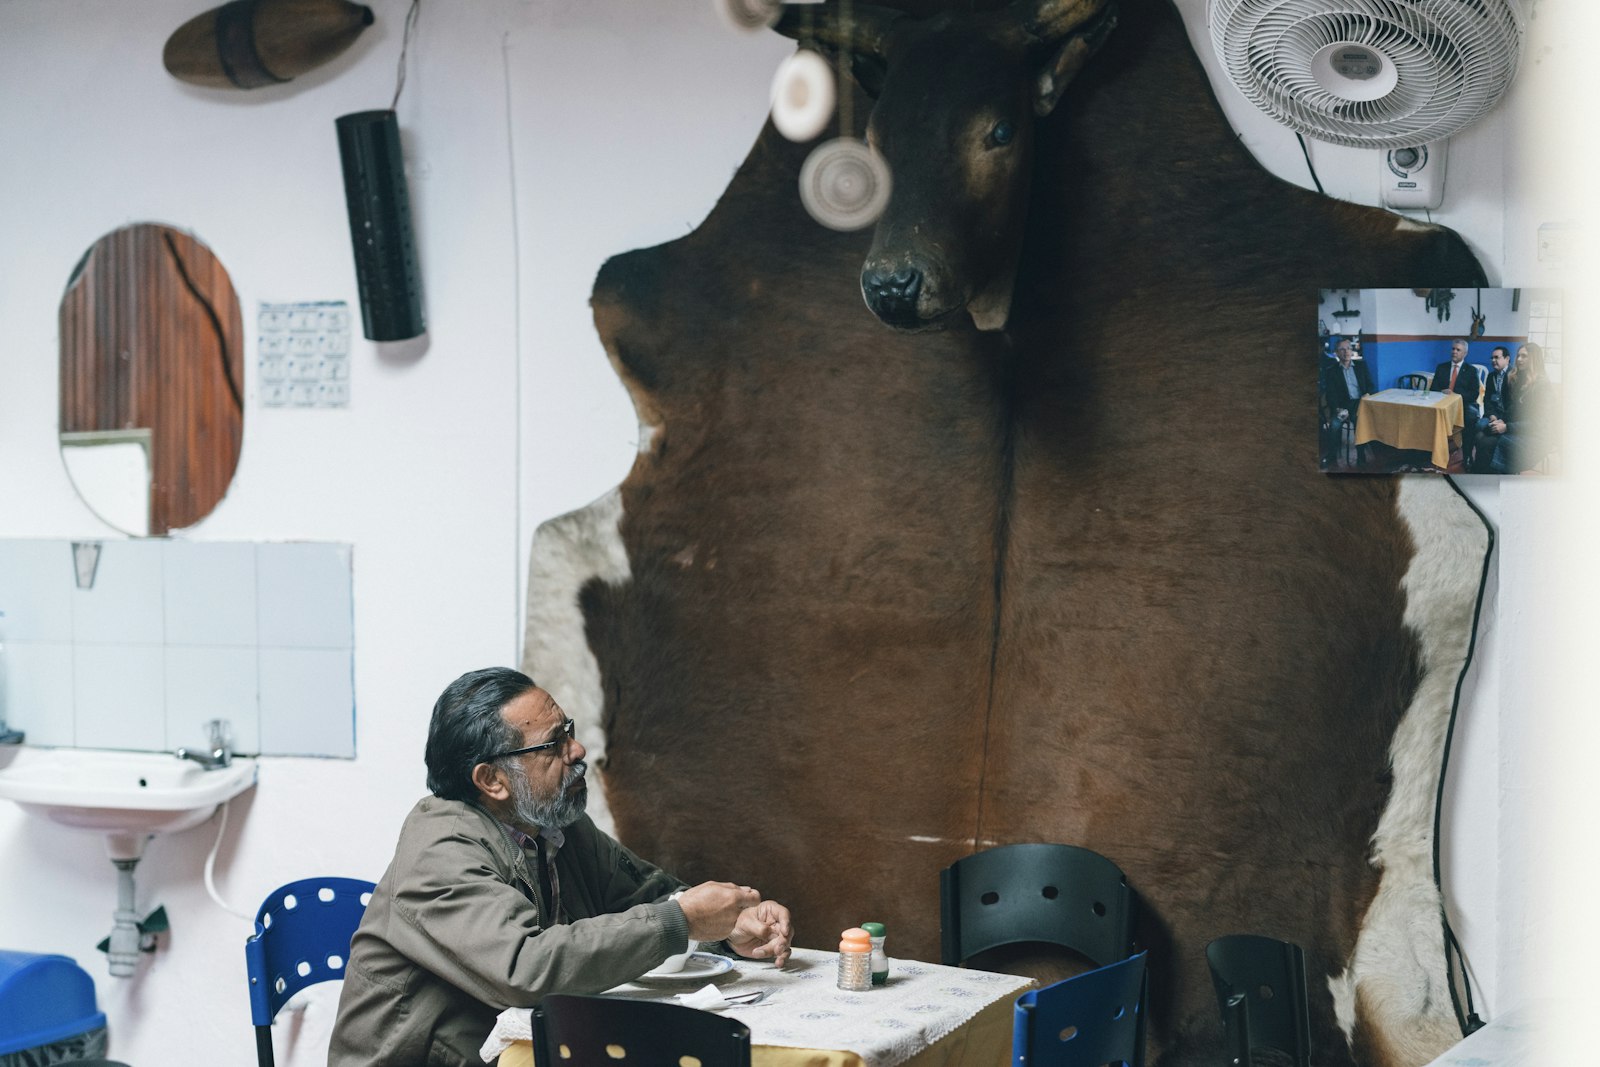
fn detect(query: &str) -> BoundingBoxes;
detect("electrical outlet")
[1380,142,1446,210]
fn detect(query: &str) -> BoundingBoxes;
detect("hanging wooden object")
[163,0,374,90]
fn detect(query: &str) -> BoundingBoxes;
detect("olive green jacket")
[329,797,689,1067]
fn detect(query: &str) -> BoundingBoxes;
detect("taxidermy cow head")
[775,0,1118,332]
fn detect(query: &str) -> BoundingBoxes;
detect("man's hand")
[727,900,793,967]
[1336,408,1349,421]
[677,882,762,941]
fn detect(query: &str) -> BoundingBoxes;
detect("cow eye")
[988,120,1015,147]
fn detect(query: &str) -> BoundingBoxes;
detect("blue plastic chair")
[244,877,375,1067]
[1013,950,1147,1067]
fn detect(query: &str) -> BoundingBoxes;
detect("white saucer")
[637,951,735,982]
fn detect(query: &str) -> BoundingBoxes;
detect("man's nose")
[568,736,587,763]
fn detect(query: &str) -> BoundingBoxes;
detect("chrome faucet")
[175,718,232,769]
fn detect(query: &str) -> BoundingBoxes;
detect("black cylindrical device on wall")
[336,109,426,341]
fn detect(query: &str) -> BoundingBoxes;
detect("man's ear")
[471,762,510,802]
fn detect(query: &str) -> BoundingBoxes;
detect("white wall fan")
[1207,0,1523,208]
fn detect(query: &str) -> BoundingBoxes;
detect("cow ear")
[848,52,888,99]
[1033,9,1118,116]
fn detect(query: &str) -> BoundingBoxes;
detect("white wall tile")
[163,542,257,647]
[0,540,74,641]
[72,541,164,645]
[74,644,165,750]
[2,641,75,747]
[165,646,260,755]
[257,543,353,650]
[258,648,354,757]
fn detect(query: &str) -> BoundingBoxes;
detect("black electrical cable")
[1435,474,1493,1036]
[1295,132,1325,195]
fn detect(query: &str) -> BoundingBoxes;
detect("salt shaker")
[860,921,889,985]
[836,927,872,991]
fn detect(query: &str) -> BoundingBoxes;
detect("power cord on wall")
[391,0,422,110]
[1436,475,1491,1035]
[1294,132,1326,195]
[206,799,257,923]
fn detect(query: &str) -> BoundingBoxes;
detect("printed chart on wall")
[258,301,352,408]
[1317,287,1562,477]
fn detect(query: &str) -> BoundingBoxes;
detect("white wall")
[1369,286,1531,339]
[0,2,529,1062]
[0,1,1588,1064]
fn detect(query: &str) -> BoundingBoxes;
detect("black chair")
[1206,934,1311,1067]
[1013,950,1148,1067]
[532,994,751,1067]
[940,843,1134,968]
[1397,373,1430,391]
[245,877,375,1067]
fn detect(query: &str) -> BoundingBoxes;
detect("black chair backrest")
[939,843,1133,968]
[532,994,752,1067]
[1206,935,1311,1067]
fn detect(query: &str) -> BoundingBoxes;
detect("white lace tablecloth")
[483,948,1033,1066]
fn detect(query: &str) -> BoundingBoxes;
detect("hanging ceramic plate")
[798,138,892,232]
[716,0,783,32]
[771,50,836,142]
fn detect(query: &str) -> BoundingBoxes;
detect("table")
[1354,389,1464,469]
[486,948,1033,1067]
[1422,1003,1535,1066]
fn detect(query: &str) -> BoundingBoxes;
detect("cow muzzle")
[860,265,924,327]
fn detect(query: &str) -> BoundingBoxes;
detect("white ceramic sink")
[0,747,258,856]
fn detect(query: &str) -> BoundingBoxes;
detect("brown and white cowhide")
[522,2,1491,1064]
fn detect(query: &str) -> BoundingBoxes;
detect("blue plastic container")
[0,950,106,1056]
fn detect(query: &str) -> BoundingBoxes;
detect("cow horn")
[1008,0,1113,45]
[772,2,903,58]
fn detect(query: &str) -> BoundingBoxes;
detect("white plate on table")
[636,952,735,982]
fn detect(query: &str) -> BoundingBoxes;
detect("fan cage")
[1209,0,1523,148]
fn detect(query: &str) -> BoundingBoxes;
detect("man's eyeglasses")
[487,718,576,762]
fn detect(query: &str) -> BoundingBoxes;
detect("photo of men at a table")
[1317,287,1563,475]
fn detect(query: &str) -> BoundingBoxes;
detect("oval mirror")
[58,223,244,535]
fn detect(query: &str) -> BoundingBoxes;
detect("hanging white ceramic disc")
[715,0,782,32]
[798,138,892,232]
[771,50,836,142]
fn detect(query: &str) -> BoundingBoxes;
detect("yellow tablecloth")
[493,949,1030,1067]
[1354,389,1464,468]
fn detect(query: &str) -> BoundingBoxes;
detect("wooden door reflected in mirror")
[59,223,244,534]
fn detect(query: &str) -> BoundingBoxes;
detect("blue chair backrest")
[245,876,375,1027]
[1013,950,1147,1067]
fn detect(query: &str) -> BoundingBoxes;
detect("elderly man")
[1431,338,1482,459]
[330,667,793,1066]
[1320,337,1374,468]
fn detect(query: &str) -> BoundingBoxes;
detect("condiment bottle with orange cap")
[837,927,873,991]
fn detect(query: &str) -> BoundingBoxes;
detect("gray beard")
[505,758,588,830]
